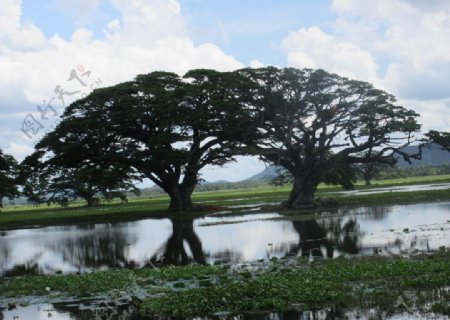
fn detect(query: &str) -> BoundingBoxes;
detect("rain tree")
[45,70,250,210]
[237,67,421,208]
[0,149,20,208]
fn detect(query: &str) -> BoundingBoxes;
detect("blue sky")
[1,0,450,183]
[179,0,334,65]
[21,0,122,40]
[21,0,334,67]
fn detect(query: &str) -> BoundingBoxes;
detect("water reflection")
[48,224,139,271]
[150,216,206,266]
[0,202,449,275]
[289,218,360,258]
[335,182,450,196]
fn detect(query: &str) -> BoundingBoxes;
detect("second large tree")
[237,67,421,208]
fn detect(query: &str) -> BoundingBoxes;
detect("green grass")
[1,252,449,317]
[1,174,450,229]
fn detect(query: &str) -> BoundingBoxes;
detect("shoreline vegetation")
[1,174,450,230]
[0,252,449,317]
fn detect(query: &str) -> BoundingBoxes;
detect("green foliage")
[20,83,144,206]
[40,70,254,210]
[20,149,140,207]
[378,164,450,179]
[235,67,421,206]
[11,65,450,213]
[141,254,450,317]
[140,179,273,196]
[425,130,450,151]
[0,149,20,207]
[1,252,448,317]
[20,66,429,210]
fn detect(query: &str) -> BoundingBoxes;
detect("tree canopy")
[425,130,450,151]
[0,149,20,208]
[235,67,421,207]
[21,102,141,206]
[19,66,425,210]
[29,70,251,210]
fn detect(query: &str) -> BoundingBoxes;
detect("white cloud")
[282,26,381,86]
[0,0,21,37]
[329,0,450,100]
[250,59,265,69]
[399,98,450,133]
[105,19,120,34]
[281,0,450,132]
[108,0,187,47]
[4,142,34,162]
[0,0,47,51]
[0,0,244,164]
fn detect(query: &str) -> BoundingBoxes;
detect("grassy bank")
[1,252,449,317]
[1,174,450,229]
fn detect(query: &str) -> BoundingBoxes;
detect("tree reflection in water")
[289,218,360,258]
[150,216,206,266]
[288,206,395,258]
[0,205,418,276]
[48,224,139,271]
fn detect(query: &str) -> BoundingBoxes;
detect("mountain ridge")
[246,143,450,181]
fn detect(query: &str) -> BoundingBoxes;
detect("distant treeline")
[134,164,450,197]
[138,180,272,197]
[376,164,450,179]
[4,164,449,206]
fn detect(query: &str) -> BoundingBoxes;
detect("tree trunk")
[168,184,194,211]
[286,175,316,208]
[364,165,373,186]
[85,196,99,207]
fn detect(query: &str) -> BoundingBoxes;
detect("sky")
[1,0,450,184]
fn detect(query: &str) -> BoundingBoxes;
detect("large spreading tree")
[23,66,426,211]
[0,149,20,208]
[43,70,251,210]
[236,67,421,208]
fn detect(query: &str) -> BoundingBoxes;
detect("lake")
[1,201,449,319]
[1,201,449,276]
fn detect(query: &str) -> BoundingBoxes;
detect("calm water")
[335,182,450,196]
[1,202,449,320]
[0,202,449,276]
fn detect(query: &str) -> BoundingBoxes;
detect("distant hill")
[247,144,450,182]
[246,165,284,181]
[396,143,450,167]
[135,144,450,196]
